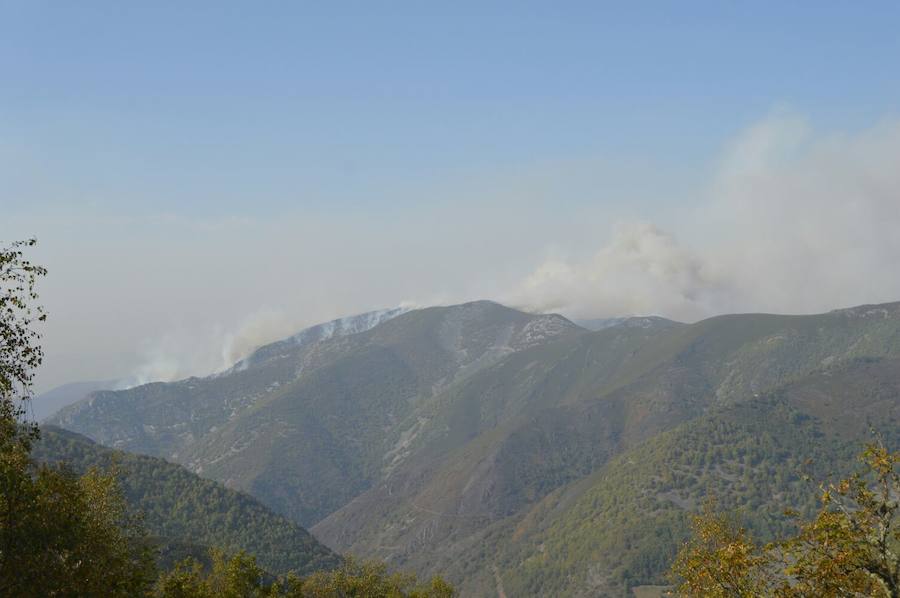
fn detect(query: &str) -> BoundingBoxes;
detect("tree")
[1,240,456,596]
[0,238,46,430]
[0,239,156,596]
[155,553,456,598]
[668,503,780,597]
[670,442,900,597]
[285,558,455,597]
[781,443,900,597]
[0,461,156,596]
[155,550,270,598]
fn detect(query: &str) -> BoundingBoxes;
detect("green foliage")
[34,427,339,575]
[293,559,455,598]
[0,239,429,597]
[484,401,803,595]
[1,240,154,595]
[669,504,782,597]
[156,558,215,598]
[671,443,900,597]
[156,550,269,598]
[1,417,156,596]
[0,238,46,413]
[0,238,46,448]
[155,553,455,598]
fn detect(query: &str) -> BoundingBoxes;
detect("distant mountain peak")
[233,305,412,371]
[291,305,410,344]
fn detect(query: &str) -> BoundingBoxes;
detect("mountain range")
[49,300,900,596]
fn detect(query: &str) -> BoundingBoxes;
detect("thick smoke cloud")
[510,222,725,321]
[509,114,900,321]
[24,112,900,389]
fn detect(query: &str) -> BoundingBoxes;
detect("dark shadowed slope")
[34,426,339,576]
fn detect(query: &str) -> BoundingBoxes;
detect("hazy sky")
[3,3,900,391]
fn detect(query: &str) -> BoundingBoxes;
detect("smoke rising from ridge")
[128,114,900,385]
[123,304,419,386]
[30,112,900,390]
[508,113,900,321]
[123,308,304,387]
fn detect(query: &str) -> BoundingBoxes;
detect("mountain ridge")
[31,379,118,421]
[51,300,582,525]
[49,299,900,595]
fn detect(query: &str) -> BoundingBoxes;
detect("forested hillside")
[494,357,900,596]
[33,426,339,576]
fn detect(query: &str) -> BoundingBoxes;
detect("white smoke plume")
[510,222,727,321]
[509,113,900,321]
[220,308,304,369]
[122,307,303,387]
[116,113,900,387]
[122,303,419,387]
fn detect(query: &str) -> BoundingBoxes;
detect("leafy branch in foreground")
[0,238,46,429]
[1,239,155,596]
[0,238,454,595]
[670,441,900,597]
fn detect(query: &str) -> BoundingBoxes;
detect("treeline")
[158,552,453,597]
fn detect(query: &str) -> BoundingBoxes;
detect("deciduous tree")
[671,442,900,597]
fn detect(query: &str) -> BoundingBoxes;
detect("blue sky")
[4,2,898,216]
[3,3,900,390]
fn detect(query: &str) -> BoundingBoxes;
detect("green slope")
[313,303,900,594]
[495,357,900,597]
[33,426,339,576]
[310,318,682,563]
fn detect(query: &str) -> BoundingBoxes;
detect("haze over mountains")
[9,4,900,595]
[49,298,900,596]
